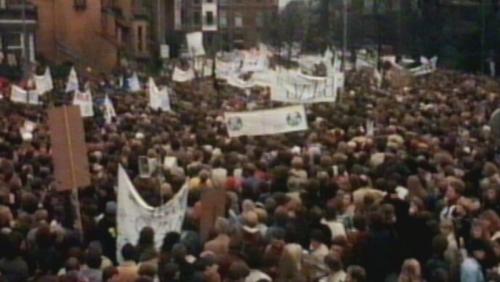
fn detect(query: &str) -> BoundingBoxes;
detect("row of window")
[189,11,266,28]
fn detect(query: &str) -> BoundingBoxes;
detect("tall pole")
[21,0,30,79]
[342,0,348,71]
[480,0,486,73]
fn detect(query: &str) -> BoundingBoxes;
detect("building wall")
[34,0,118,71]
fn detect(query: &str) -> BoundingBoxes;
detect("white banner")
[172,67,195,82]
[409,56,438,76]
[10,85,39,105]
[186,32,205,57]
[148,78,171,112]
[270,70,339,103]
[34,68,53,95]
[72,89,94,117]
[65,67,79,93]
[127,72,142,92]
[104,95,116,124]
[117,166,188,261]
[225,105,308,137]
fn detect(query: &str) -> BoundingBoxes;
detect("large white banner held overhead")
[225,105,308,137]
[270,70,339,104]
[117,166,188,261]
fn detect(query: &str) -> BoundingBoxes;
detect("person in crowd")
[0,62,499,282]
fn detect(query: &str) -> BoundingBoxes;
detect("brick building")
[164,0,278,56]
[101,0,153,66]
[218,0,278,49]
[34,0,118,71]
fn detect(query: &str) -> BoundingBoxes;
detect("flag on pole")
[34,68,54,95]
[66,67,79,93]
[104,95,116,124]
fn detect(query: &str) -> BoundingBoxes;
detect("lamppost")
[21,0,31,79]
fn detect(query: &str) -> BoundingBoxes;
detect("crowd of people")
[0,64,498,282]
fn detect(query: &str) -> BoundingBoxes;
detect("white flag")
[72,89,94,117]
[104,95,116,124]
[225,105,308,137]
[65,67,79,93]
[148,78,171,112]
[34,68,53,95]
[117,165,188,262]
[186,31,205,57]
[127,72,141,92]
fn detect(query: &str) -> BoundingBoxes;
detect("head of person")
[121,243,138,262]
[398,259,422,282]
[346,265,366,282]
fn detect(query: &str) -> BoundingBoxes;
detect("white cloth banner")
[65,67,79,93]
[270,70,339,103]
[172,67,195,82]
[186,32,205,57]
[117,166,188,260]
[148,78,171,112]
[34,68,53,95]
[104,95,116,124]
[225,105,308,137]
[409,56,438,76]
[10,85,39,105]
[127,72,142,92]
[72,90,94,117]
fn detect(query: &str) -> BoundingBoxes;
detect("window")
[193,11,201,26]
[219,10,227,28]
[137,26,143,52]
[4,33,22,49]
[206,11,214,26]
[74,0,87,10]
[256,11,263,28]
[234,12,243,28]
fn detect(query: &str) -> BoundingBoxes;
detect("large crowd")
[0,64,498,282]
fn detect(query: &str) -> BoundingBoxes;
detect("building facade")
[0,0,37,69]
[164,0,278,56]
[218,0,278,49]
[101,0,153,66]
[35,0,118,71]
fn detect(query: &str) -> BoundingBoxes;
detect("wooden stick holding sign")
[48,106,91,238]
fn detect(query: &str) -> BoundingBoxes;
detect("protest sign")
[172,67,196,82]
[48,106,90,192]
[225,105,308,137]
[200,188,227,241]
[186,32,206,57]
[409,56,438,76]
[117,166,188,261]
[270,70,338,103]
[10,85,39,105]
[73,89,94,117]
